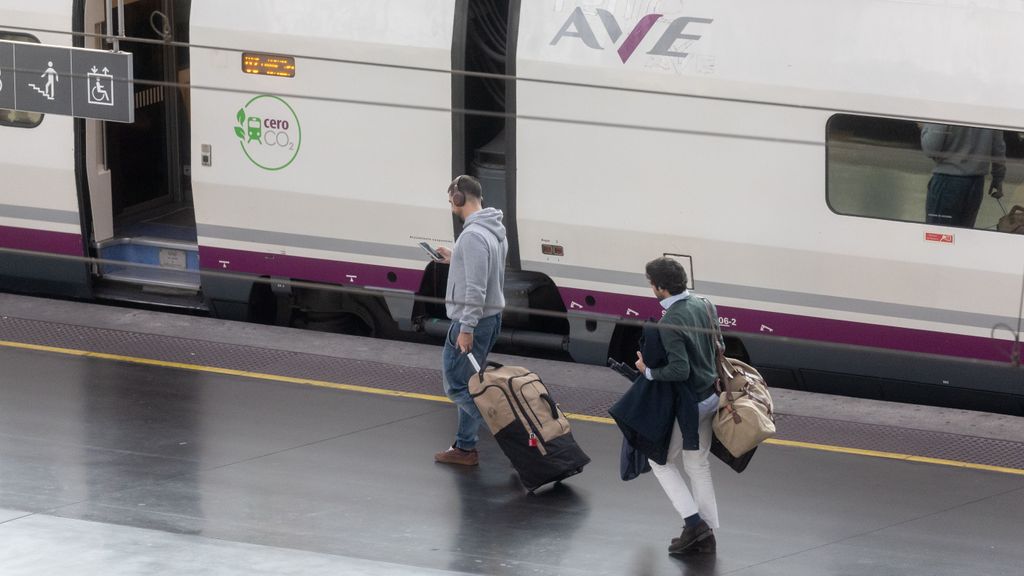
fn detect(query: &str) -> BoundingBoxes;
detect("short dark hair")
[448,175,482,199]
[645,257,688,295]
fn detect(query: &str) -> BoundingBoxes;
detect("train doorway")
[80,0,199,304]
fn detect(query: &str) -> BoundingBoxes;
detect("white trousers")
[649,394,720,529]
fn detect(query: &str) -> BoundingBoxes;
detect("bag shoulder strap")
[698,297,730,394]
[697,297,725,356]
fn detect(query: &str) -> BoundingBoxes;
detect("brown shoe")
[668,521,715,555]
[434,445,479,466]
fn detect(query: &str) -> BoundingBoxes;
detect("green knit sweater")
[649,296,720,400]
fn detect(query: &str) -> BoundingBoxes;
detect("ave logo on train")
[234,94,302,171]
[550,6,713,63]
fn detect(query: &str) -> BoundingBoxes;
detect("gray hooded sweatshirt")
[446,207,508,334]
[921,124,1006,182]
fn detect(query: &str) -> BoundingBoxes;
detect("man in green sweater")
[634,257,720,555]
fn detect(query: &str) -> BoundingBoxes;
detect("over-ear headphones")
[450,175,466,208]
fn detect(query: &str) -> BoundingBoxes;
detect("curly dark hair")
[645,257,688,295]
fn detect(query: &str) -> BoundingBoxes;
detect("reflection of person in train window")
[921,124,1006,228]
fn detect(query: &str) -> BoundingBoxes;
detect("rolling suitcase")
[468,356,590,493]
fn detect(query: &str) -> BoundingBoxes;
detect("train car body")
[1,0,1022,413]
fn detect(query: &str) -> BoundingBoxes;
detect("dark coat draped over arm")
[608,324,700,465]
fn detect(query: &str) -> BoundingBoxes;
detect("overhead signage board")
[0,40,134,123]
[71,48,133,122]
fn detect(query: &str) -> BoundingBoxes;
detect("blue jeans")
[442,314,502,450]
[926,173,984,228]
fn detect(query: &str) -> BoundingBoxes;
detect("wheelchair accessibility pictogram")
[87,66,114,106]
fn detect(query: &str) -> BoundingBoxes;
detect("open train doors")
[78,0,199,306]
[453,0,521,268]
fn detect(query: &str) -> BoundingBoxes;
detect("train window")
[0,31,44,128]
[827,114,1024,232]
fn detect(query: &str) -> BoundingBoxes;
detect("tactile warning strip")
[2,315,1023,471]
[772,414,1024,469]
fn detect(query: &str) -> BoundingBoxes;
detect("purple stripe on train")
[556,287,1014,364]
[199,246,426,293]
[197,245,1011,364]
[0,225,83,256]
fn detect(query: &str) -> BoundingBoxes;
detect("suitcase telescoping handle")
[467,353,482,375]
[466,354,502,377]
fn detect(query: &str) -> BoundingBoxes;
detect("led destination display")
[242,53,296,78]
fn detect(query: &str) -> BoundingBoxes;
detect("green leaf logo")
[234,108,248,140]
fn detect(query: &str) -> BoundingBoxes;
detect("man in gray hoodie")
[433,175,508,466]
[921,123,1006,228]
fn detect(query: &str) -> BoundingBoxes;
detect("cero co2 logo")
[234,94,302,171]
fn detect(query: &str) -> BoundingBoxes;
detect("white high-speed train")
[2,0,1023,413]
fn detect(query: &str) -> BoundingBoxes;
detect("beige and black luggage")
[468,357,590,492]
[997,205,1024,234]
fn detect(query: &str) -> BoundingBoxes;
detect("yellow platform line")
[3,338,1023,477]
[0,340,450,404]
[764,439,1024,476]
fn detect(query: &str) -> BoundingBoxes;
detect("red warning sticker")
[925,232,955,244]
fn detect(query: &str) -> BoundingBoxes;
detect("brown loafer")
[434,445,479,466]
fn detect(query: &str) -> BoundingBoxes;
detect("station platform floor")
[0,293,1022,575]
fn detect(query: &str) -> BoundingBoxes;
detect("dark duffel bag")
[468,357,590,493]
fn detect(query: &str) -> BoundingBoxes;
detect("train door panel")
[84,119,113,242]
[82,0,198,295]
[81,0,112,242]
